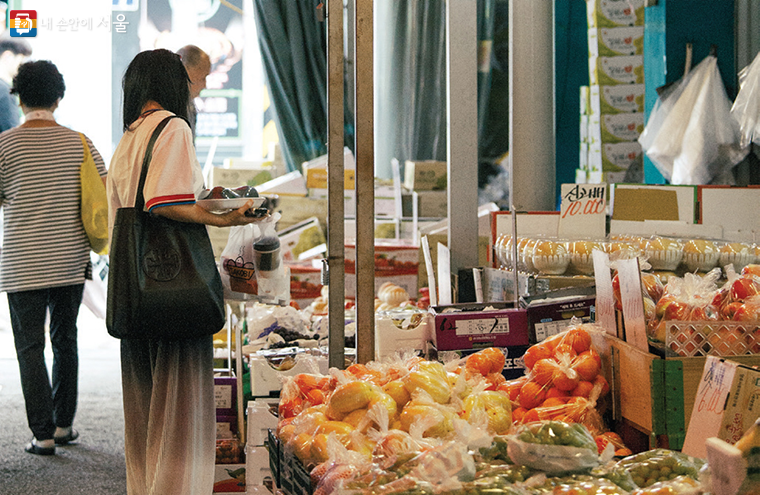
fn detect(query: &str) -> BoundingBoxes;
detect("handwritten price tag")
[558,183,607,239]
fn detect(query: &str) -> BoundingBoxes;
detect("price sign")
[617,257,649,352]
[558,183,607,239]
[592,250,617,336]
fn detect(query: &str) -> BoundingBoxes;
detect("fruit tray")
[664,320,760,357]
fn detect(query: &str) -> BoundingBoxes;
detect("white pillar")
[509,0,556,211]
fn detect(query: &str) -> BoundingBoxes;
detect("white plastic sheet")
[731,50,760,148]
[639,55,748,184]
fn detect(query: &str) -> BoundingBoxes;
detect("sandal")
[25,440,55,456]
[54,429,79,445]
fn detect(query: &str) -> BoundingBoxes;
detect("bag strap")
[134,115,189,210]
[78,133,92,163]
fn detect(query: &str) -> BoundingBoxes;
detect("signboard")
[196,89,243,141]
[617,257,648,351]
[558,183,606,239]
[592,250,617,336]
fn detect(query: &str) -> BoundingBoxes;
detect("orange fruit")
[485,372,506,390]
[521,408,540,424]
[541,397,567,408]
[584,348,602,367]
[502,377,527,402]
[518,380,547,410]
[571,380,595,398]
[481,347,506,373]
[531,358,557,386]
[572,353,600,381]
[553,343,578,360]
[552,368,580,391]
[465,352,492,376]
[523,343,552,370]
[565,327,592,354]
[545,387,570,400]
[511,406,527,423]
[594,374,610,397]
[615,448,633,457]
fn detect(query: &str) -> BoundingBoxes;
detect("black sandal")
[54,429,79,445]
[25,441,55,456]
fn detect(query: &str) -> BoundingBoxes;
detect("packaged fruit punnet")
[506,420,603,474]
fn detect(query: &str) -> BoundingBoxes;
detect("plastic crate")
[249,353,329,397]
[664,321,760,357]
[247,400,278,446]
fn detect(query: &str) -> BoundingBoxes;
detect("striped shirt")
[0,126,107,293]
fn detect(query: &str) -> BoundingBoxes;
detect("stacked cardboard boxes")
[579,0,645,186]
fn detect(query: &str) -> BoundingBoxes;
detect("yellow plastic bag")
[79,133,108,254]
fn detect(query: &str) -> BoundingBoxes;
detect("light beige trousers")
[121,336,215,495]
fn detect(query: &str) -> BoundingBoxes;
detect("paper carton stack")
[583,0,645,186]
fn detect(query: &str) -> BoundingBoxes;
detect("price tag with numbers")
[558,183,607,239]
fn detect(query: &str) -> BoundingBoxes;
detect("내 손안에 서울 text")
[10,10,130,35]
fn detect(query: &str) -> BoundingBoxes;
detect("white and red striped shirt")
[107,110,204,241]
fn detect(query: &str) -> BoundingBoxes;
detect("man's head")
[177,44,211,99]
[0,37,32,84]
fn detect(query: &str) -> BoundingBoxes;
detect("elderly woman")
[0,60,107,455]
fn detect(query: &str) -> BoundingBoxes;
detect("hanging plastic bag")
[639,55,748,184]
[731,50,760,148]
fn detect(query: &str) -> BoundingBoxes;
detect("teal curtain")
[252,0,328,172]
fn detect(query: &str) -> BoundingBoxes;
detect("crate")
[600,333,760,450]
[266,429,280,489]
[375,311,433,360]
[246,445,273,487]
[279,446,312,495]
[664,321,760,357]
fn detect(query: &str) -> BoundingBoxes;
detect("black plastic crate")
[266,429,280,489]
[280,448,313,495]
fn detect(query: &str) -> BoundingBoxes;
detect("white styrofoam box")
[248,353,329,397]
[245,445,272,487]
[375,312,433,360]
[588,26,644,57]
[575,168,588,184]
[590,84,645,115]
[255,171,308,197]
[589,55,644,86]
[246,399,278,447]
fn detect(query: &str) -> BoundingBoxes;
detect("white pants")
[120,336,215,495]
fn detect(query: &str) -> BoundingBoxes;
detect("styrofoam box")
[246,445,273,487]
[246,399,278,447]
[249,353,329,397]
[375,312,433,360]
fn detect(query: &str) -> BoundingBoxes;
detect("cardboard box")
[207,165,274,189]
[278,217,326,262]
[598,333,760,450]
[345,241,420,299]
[215,376,237,416]
[246,399,278,447]
[588,113,644,144]
[611,184,697,223]
[248,353,329,397]
[430,302,530,351]
[256,171,308,197]
[287,263,323,309]
[682,356,760,459]
[245,445,273,488]
[275,196,327,232]
[587,0,645,28]
[523,289,597,344]
[216,415,238,440]
[588,141,642,172]
[588,26,644,57]
[213,464,246,493]
[402,190,448,218]
[404,160,447,191]
[589,55,644,86]
[590,84,645,114]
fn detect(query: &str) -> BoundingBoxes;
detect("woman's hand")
[151,201,269,227]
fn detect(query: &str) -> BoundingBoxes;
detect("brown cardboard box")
[404,160,447,190]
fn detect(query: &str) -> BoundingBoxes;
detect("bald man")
[177,44,211,99]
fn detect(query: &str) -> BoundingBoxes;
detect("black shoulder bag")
[106,116,225,339]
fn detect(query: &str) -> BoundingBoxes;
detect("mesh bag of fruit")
[614,448,705,489]
[506,420,602,475]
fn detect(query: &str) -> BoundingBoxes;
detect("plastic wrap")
[506,421,601,475]
[639,55,748,184]
[731,50,760,148]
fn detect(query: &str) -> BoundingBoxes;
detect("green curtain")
[252,0,328,172]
